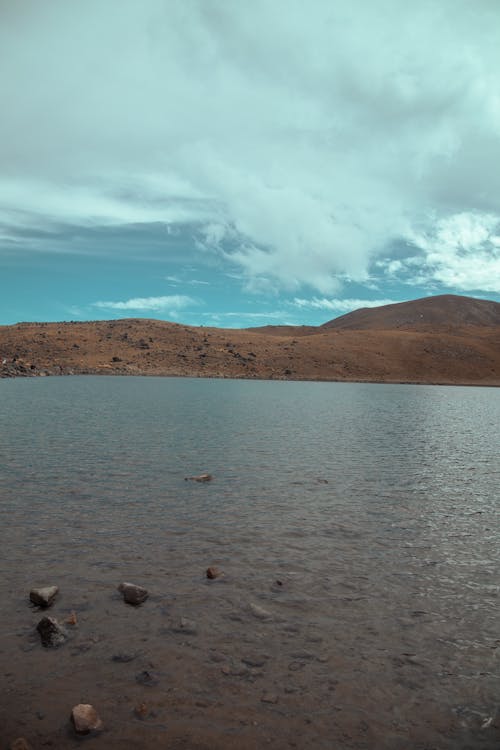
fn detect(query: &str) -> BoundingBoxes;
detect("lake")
[1,376,499,749]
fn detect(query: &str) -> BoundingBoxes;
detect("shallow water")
[1,376,499,749]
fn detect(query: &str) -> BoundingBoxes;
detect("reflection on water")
[1,377,500,749]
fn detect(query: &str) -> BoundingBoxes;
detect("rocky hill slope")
[1,295,500,386]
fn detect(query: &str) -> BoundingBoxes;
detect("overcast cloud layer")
[1,0,500,311]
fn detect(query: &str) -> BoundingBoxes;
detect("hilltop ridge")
[321,294,500,331]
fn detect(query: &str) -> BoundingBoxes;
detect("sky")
[1,0,500,328]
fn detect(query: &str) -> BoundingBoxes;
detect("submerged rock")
[29,586,58,607]
[206,566,222,580]
[36,616,68,647]
[135,670,159,686]
[9,739,32,750]
[134,702,149,720]
[249,603,273,620]
[112,651,138,663]
[261,691,279,704]
[118,582,148,605]
[71,704,103,734]
[172,617,197,635]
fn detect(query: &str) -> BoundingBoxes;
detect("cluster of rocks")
[18,562,236,744]
[24,580,152,739]
[25,571,217,735]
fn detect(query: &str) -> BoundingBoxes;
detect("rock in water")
[9,740,32,750]
[71,704,103,734]
[185,473,213,482]
[172,617,197,635]
[36,616,68,647]
[118,582,148,605]
[206,566,222,579]
[249,603,273,620]
[29,586,58,607]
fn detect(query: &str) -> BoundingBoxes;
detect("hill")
[1,294,500,386]
[321,294,500,331]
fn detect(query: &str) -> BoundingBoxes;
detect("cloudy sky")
[1,0,500,327]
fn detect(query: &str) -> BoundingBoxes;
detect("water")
[1,376,499,749]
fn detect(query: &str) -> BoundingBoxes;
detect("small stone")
[66,611,77,625]
[10,739,32,750]
[261,691,279,704]
[185,473,213,482]
[112,651,138,663]
[173,617,197,635]
[249,603,273,620]
[221,664,251,677]
[36,616,68,647]
[288,661,306,671]
[29,586,59,608]
[118,582,148,605]
[241,655,268,668]
[135,670,159,686]
[71,704,103,734]
[206,566,222,580]
[290,650,315,660]
[134,702,149,719]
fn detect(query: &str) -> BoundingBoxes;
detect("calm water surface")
[1,377,499,749]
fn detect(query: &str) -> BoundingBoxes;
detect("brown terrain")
[1,294,500,386]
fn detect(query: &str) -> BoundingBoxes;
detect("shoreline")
[2,368,500,388]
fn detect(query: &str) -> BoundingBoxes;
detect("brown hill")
[321,294,500,331]
[1,295,500,386]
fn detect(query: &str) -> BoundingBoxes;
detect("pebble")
[71,704,103,734]
[9,740,32,750]
[261,692,279,704]
[290,650,315,660]
[134,702,149,719]
[112,651,138,663]
[209,651,226,663]
[206,566,222,580]
[221,664,251,677]
[135,670,159,686]
[288,661,306,671]
[36,616,68,647]
[173,617,197,635]
[118,582,148,605]
[249,603,273,620]
[241,655,268,668]
[29,586,59,608]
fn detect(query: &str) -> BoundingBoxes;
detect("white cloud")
[407,212,500,292]
[165,275,209,286]
[93,295,196,312]
[292,297,397,313]
[201,310,295,328]
[1,1,500,294]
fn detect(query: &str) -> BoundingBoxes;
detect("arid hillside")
[1,295,500,385]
